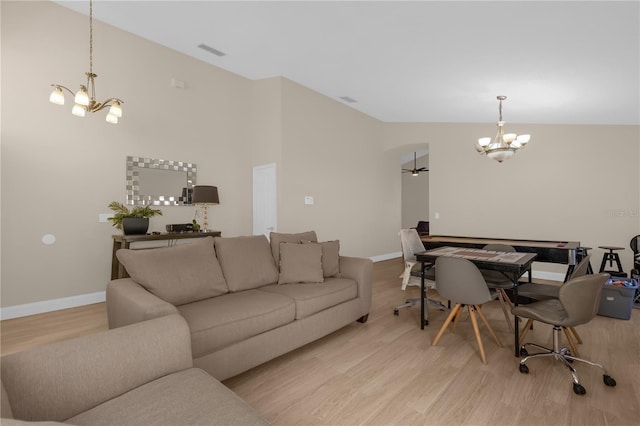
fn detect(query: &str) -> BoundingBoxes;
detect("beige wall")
[1,1,255,308]
[384,123,640,273]
[278,79,400,257]
[2,1,639,311]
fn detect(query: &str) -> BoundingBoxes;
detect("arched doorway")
[400,145,429,229]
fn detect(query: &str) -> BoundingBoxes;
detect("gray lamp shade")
[192,185,219,205]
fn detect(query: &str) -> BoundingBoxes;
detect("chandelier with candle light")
[49,0,123,124]
[475,96,530,162]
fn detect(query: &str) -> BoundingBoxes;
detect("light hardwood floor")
[2,259,639,425]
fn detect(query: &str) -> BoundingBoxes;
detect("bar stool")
[598,246,627,277]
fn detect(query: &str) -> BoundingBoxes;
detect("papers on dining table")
[426,246,529,263]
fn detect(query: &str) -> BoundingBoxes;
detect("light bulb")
[49,87,65,105]
[108,101,123,118]
[503,133,517,143]
[74,86,89,106]
[478,137,491,147]
[72,103,86,117]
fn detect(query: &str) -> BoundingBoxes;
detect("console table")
[111,231,221,279]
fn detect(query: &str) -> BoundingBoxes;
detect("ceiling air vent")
[197,43,226,57]
[339,96,357,103]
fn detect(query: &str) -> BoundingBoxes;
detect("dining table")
[416,246,538,357]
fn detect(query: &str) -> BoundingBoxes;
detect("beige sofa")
[107,231,373,380]
[1,315,268,425]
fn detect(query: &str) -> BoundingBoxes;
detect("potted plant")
[107,201,163,235]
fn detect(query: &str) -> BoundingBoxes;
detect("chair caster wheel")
[573,383,587,395]
[519,348,528,357]
[603,375,617,387]
[519,363,529,374]
[393,309,399,316]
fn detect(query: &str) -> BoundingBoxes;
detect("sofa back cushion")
[116,237,228,305]
[214,235,279,291]
[305,240,341,278]
[269,231,318,267]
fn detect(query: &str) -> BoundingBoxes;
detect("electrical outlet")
[304,196,314,205]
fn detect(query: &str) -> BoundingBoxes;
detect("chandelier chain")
[89,0,93,75]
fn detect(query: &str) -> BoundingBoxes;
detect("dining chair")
[394,229,444,324]
[431,256,503,364]
[513,273,616,395]
[480,243,517,331]
[516,254,592,356]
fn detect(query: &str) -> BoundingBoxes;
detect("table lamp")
[192,185,219,232]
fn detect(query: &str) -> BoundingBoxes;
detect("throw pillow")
[278,242,324,284]
[303,240,340,277]
[214,235,279,291]
[116,236,228,306]
[269,231,318,268]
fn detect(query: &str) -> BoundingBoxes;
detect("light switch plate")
[304,196,314,205]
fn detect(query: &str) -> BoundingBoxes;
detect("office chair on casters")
[513,273,616,395]
[394,229,446,324]
[431,256,503,364]
[480,244,518,332]
[631,235,640,273]
[517,254,592,356]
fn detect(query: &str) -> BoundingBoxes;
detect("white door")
[253,163,277,238]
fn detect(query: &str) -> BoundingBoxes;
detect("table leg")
[513,274,520,357]
[111,240,122,280]
[420,261,426,329]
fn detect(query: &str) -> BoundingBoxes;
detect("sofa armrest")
[1,315,193,422]
[106,278,179,329]
[339,256,373,315]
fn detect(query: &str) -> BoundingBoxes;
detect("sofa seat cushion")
[177,290,295,357]
[66,368,268,426]
[258,277,357,320]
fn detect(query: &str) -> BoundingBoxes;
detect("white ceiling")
[54,1,640,125]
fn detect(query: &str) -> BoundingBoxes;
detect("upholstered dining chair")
[513,273,616,395]
[394,229,444,324]
[516,254,592,356]
[480,243,517,331]
[431,256,503,364]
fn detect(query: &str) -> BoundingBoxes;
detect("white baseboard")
[370,252,403,262]
[527,270,566,282]
[0,291,106,321]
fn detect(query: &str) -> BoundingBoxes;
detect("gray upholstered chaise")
[1,315,269,425]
